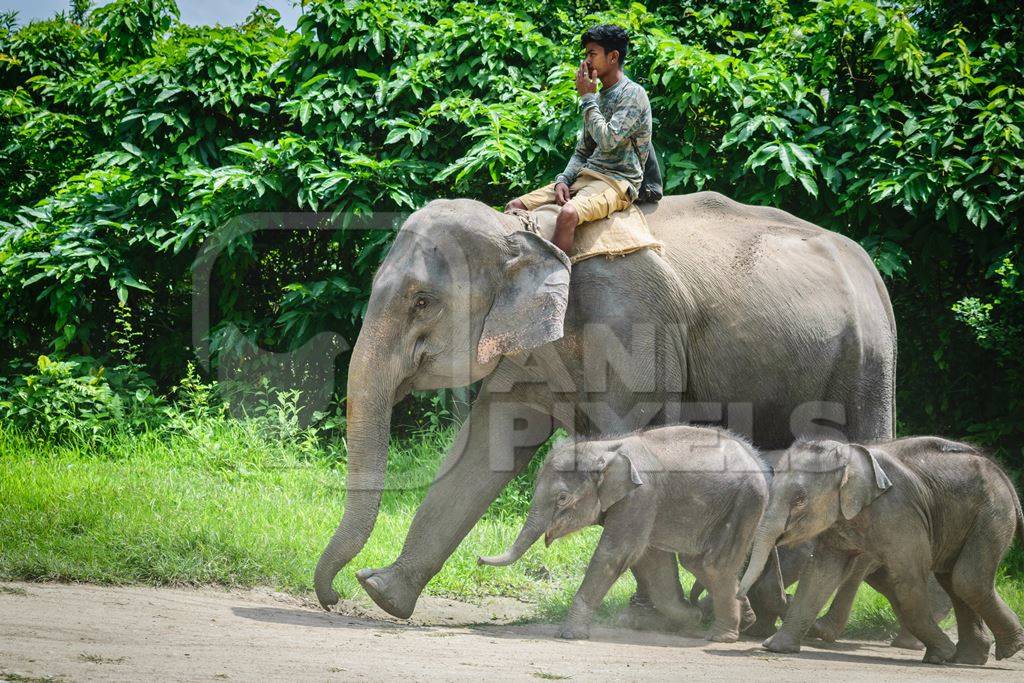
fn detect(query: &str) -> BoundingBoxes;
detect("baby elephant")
[478,425,771,642]
[739,436,1024,665]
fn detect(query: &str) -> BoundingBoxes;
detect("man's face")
[583,42,617,78]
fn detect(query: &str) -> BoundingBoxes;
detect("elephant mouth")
[544,526,581,547]
[394,377,415,403]
[776,528,805,548]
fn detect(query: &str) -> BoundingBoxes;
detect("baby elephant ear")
[596,448,645,512]
[839,444,893,520]
[477,230,571,365]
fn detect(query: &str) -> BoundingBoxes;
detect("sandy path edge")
[1,582,1021,681]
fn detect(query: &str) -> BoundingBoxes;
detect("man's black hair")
[581,24,629,65]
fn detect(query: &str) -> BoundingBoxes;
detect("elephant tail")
[688,581,705,605]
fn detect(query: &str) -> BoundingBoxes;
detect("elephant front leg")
[810,555,877,643]
[744,547,792,638]
[764,547,852,654]
[562,513,651,639]
[357,394,552,618]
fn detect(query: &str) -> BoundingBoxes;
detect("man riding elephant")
[506,24,656,253]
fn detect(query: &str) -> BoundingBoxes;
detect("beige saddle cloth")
[511,199,663,265]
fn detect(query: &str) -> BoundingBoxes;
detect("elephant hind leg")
[631,550,701,630]
[616,563,692,633]
[949,534,1024,661]
[935,572,992,665]
[688,559,743,643]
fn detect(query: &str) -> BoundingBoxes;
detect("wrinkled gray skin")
[479,426,775,642]
[740,437,1024,665]
[734,451,950,647]
[313,192,898,624]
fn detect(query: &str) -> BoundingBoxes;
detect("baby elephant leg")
[887,575,952,650]
[862,568,951,651]
[691,561,743,643]
[562,515,650,640]
[885,572,956,664]
[935,572,992,665]
[949,533,1024,661]
[617,567,680,633]
[687,582,754,630]
[764,547,851,653]
[811,556,878,643]
[632,550,701,631]
[743,547,791,637]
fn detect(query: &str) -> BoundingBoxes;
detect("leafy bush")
[0,355,132,441]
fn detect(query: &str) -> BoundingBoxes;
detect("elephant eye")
[556,492,571,507]
[414,297,428,309]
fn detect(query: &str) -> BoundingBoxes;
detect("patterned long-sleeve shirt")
[555,73,652,199]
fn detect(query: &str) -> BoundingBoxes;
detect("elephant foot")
[559,623,591,640]
[994,628,1024,661]
[615,602,680,633]
[952,637,992,665]
[922,641,955,664]
[743,613,779,638]
[355,565,420,619]
[890,628,926,651]
[706,628,739,643]
[809,615,842,643]
[739,603,757,632]
[763,630,801,653]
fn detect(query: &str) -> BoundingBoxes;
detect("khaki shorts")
[517,169,632,224]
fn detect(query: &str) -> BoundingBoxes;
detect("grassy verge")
[1,421,1021,636]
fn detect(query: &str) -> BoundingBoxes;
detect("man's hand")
[554,182,571,205]
[575,61,598,97]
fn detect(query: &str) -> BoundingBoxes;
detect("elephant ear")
[583,445,645,512]
[477,230,571,365]
[839,444,893,520]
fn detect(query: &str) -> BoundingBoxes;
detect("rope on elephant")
[506,207,543,237]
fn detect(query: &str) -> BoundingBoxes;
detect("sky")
[3,0,303,29]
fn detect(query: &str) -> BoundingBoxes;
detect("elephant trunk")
[314,334,404,609]
[477,505,548,567]
[737,509,788,599]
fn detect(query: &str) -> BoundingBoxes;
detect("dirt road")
[1,582,1022,681]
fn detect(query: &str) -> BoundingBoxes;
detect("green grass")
[0,419,627,617]
[1,420,1021,637]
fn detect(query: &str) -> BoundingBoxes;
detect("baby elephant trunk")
[737,513,788,599]
[478,508,547,567]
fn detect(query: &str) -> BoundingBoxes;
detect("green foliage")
[0,355,131,441]
[89,0,179,62]
[70,1,93,26]
[0,0,1021,472]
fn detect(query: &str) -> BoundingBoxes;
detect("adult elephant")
[314,192,896,620]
